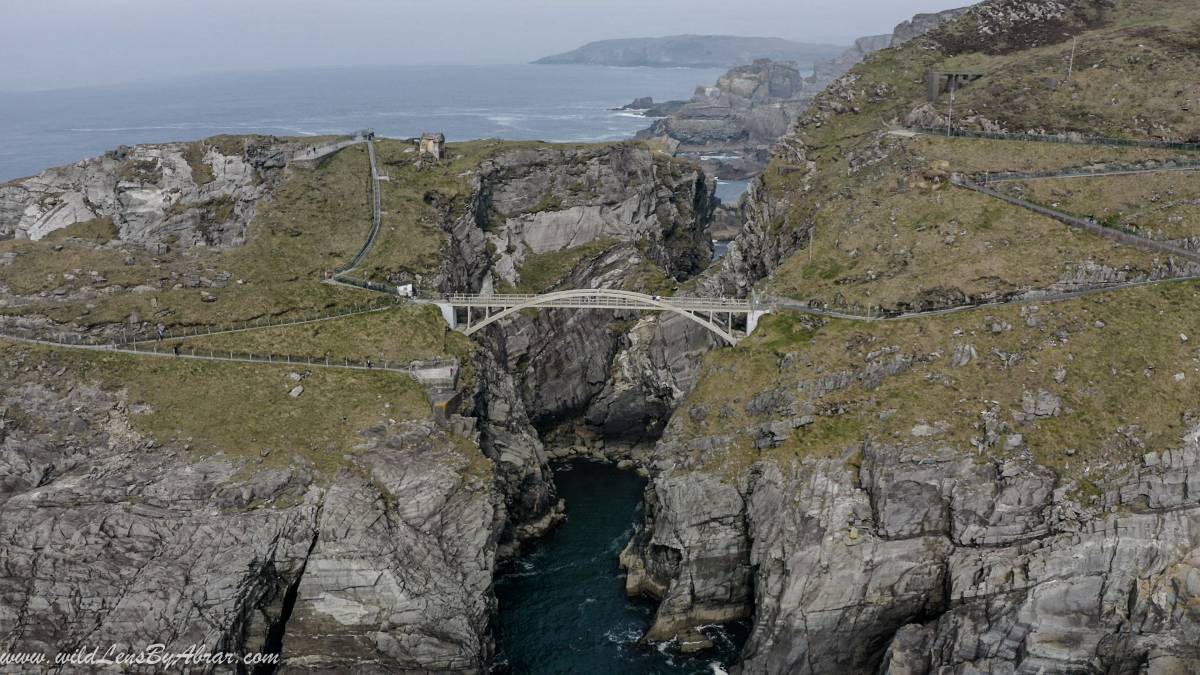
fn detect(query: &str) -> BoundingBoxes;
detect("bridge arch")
[449,289,745,346]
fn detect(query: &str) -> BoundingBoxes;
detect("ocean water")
[495,460,747,674]
[0,64,723,181]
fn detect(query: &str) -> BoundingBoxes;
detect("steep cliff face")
[0,136,298,246]
[441,144,716,437]
[0,345,507,672]
[0,135,718,671]
[622,0,1200,671]
[623,286,1200,672]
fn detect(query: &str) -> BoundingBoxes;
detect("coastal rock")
[0,136,297,246]
[0,370,502,672]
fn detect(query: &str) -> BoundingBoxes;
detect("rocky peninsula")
[4,0,1200,672]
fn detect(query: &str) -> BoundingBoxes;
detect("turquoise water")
[494,461,747,674]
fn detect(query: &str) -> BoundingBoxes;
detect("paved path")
[0,332,456,388]
[290,138,365,164]
[126,301,398,345]
[976,163,1200,184]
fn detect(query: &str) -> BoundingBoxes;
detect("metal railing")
[289,137,366,163]
[122,298,400,344]
[766,274,1200,322]
[909,126,1200,152]
[442,292,753,312]
[952,176,1200,266]
[0,326,456,384]
[330,138,383,277]
[970,159,1200,184]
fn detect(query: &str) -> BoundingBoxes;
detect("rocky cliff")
[0,343,515,672]
[621,0,1200,672]
[0,136,301,247]
[0,136,717,671]
[631,8,969,181]
[440,143,717,439]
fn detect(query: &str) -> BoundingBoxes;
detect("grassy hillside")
[673,0,1200,494]
[684,279,1200,493]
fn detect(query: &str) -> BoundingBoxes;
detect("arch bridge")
[432,290,768,346]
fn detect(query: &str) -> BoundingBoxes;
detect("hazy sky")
[1,0,965,91]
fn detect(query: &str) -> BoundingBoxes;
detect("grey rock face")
[0,371,503,672]
[440,145,715,439]
[0,137,295,246]
[625,392,1200,673]
[636,60,813,177]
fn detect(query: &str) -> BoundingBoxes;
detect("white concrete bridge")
[432,289,768,345]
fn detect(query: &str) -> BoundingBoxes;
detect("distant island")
[533,35,845,69]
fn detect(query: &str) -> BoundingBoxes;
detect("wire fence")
[122,298,401,344]
[0,326,457,387]
[970,159,1200,184]
[768,274,1200,322]
[330,138,383,277]
[909,126,1200,152]
[952,178,1200,265]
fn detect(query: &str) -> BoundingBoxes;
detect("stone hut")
[419,132,446,159]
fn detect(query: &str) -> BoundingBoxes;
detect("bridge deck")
[442,293,752,313]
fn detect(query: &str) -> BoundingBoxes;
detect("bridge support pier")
[746,309,770,337]
[434,302,458,330]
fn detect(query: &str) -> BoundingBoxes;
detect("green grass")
[0,339,454,480]
[177,303,473,369]
[515,238,617,292]
[996,172,1200,242]
[41,217,119,243]
[680,281,1200,489]
[182,142,215,185]
[1,143,373,329]
[764,144,1156,310]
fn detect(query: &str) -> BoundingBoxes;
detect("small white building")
[419,132,446,159]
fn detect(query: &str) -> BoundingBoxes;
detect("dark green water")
[494,460,746,674]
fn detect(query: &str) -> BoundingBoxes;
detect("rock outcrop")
[635,60,811,180]
[0,359,510,672]
[0,136,298,246]
[631,8,969,180]
[625,376,1200,673]
[436,143,717,440]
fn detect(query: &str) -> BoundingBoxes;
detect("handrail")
[907,126,1200,152]
[951,176,1200,266]
[447,288,746,345]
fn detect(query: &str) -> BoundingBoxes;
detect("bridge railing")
[441,292,753,311]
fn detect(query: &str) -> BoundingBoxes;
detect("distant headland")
[533,35,845,69]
